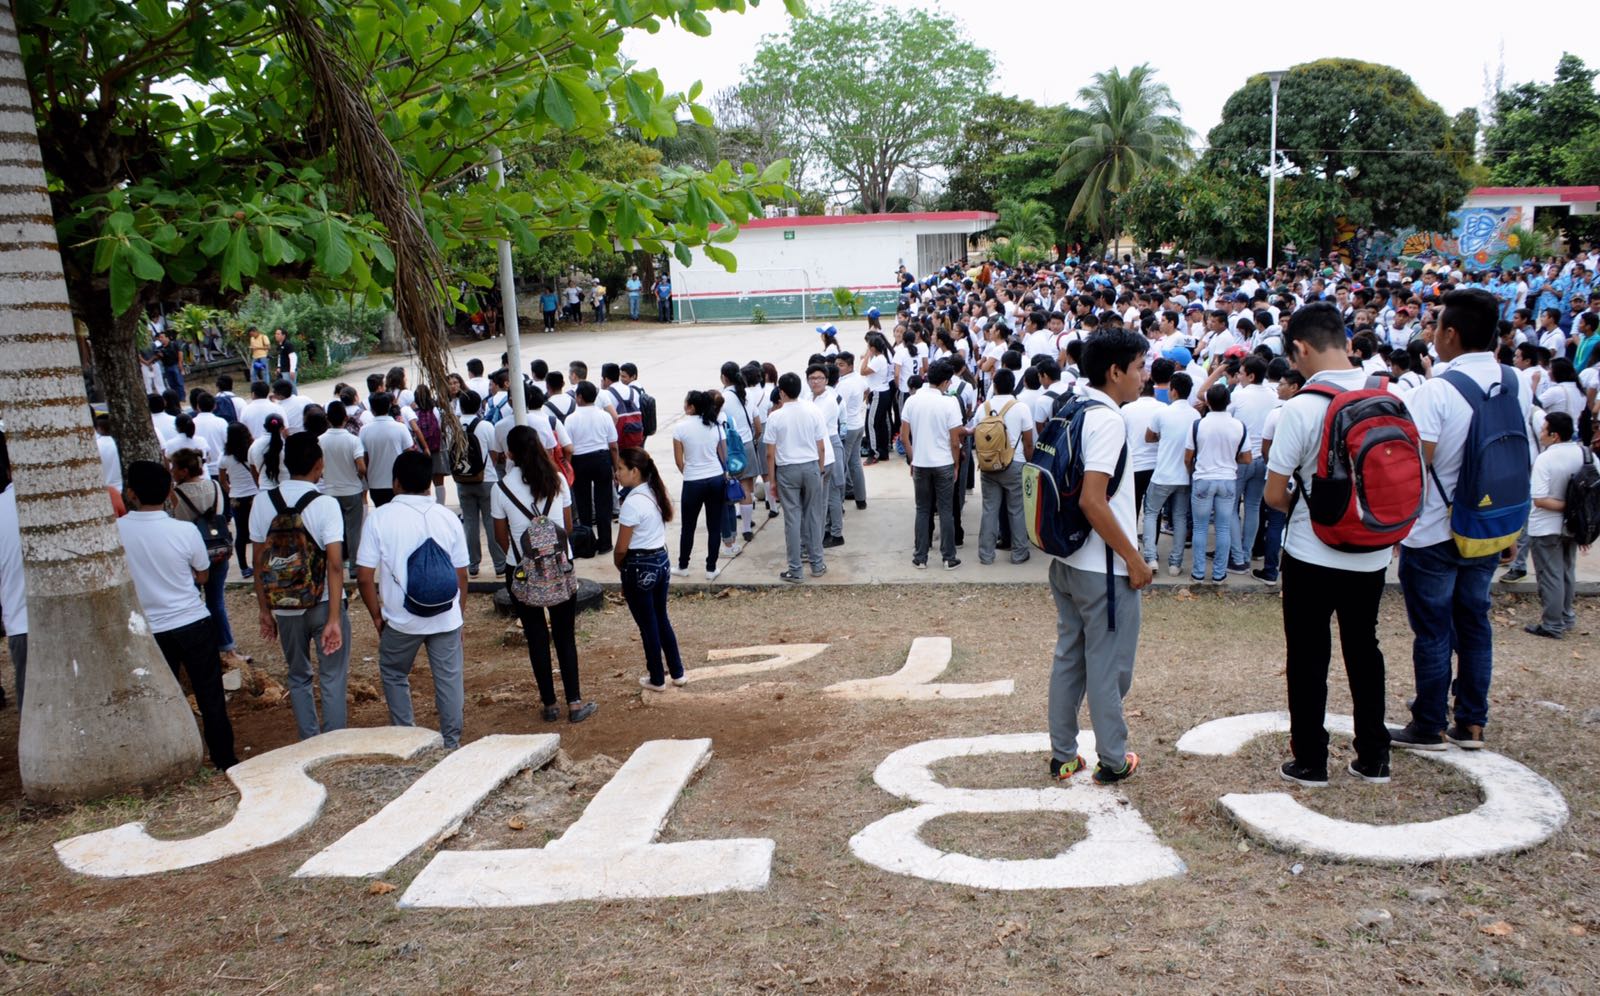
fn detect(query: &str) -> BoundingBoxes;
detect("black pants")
[231,494,254,571]
[572,451,614,551]
[679,475,725,571]
[370,488,394,507]
[1282,553,1390,770]
[506,578,580,705]
[1134,469,1153,521]
[542,309,556,333]
[870,387,897,460]
[154,618,239,769]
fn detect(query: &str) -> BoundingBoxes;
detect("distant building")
[667,211,998,323]
[1347,185,1600,264]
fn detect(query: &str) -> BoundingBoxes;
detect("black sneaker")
[1049,755,1086,781]
[1279,759,1328,787]
[1347,758,1391,783]
[1251,568,1278,584]
[1446,723,1485,750]
[541,704,560,723]
[943,558,961,570]
[1388,722,1447,752]
[779,570,804,584]
[568,700,598,723]
[1226,560,1251,575]
[1092,752,1139,784]
[823,534,844,548]
[742,530,754,543]
[1499,568,1527,582]
[767,508,780,519]
[855,500,867,510]
[1524,623,1563,640]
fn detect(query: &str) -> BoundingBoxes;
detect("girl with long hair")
[719,360,758,552]
[219,421,258,576]
[671,390,728,579]
[863,330,895,463]
[168,446,247,670]
[491,426,596,723]
[614,448,684,690]
[248,413,288,489]
[413,384,447,502]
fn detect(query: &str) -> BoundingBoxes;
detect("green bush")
[233,289,385,372]
[751,304,768,324]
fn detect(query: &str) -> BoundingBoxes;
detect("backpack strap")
[268,486,289,515]
[1428,367,1515,507]
[496,478,536,521]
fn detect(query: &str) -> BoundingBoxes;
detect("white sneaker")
[724,541,744,556]
[638,675,667,692]
[1145,559,1158,571]
[671,566,689,577]
[671,674,689,687]
[705,567,721,581]
[1167,564,1181,577]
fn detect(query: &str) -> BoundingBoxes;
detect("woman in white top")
[671,390,729,579]
[248,413,289,490]
[163,415,213,476]
[614,449,685,690]
[818,325,841,356]
[491,426,596,724]
[863,330,896,462]
[167,447,245,668]
[219,421,259,577]
[1539,359,1586,420]
[719,361,758,550]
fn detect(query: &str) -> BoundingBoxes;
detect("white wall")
[670,221,931,300]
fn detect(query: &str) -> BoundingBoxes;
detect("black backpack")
[451,417,487,484]
[638,387,657,437]
[1564,447,1600,546]
[175,481,233,563]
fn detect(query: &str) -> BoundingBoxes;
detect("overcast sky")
[625,0,1599,143]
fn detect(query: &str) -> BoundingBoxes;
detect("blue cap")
[1233,291,1251,302]
[866,307,880,318]
[1184,301,1204,312]
[816,324,837,335]
[1163,346,1193,367]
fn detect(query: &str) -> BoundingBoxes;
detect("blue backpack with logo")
[398,508,459,617]
[1432,368,1531,558]
[724,417,748,477]
[1021,393,1125,562]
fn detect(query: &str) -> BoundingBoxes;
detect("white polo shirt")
[358,415,413,490]
[239,398,286,439]
[193,412,230,475]
[357,494,469,635]
[836,372,869,431]
[618,487,667,550]
[97,434,122,488]
[1063,386,1135,576]
[317,429,367,497]
[1190,412,1249,482]
[490,468,572,566]
[1266,368,1393,571]
[1227,382,1278,460]
[0,486,26,637]
[247,434,287,489]
[1529,441,1587,538]
[1404,352,1533,549]
[1149,398,1200,487]
[765,400,824,467]
[565,405,617,456]
[117,510,211,634]
[1120,396,1164,473]
[900,385,962,468]
[279,394,316,434]
[248,479,345,613]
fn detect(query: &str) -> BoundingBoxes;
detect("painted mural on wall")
[1338,206,1525,266]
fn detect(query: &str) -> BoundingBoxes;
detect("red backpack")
[1294,382,1424,552]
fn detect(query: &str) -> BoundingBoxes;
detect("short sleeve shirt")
[619,488,667,550]
[1062,387,1135,576]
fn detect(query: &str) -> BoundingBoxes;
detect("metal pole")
[489,144,526,422]
[1265,71,1285,273]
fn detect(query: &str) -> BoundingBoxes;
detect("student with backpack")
[1032,328,1151,785]
[672,390,730,579]
[1394,288,1532,752]
[168,447,249,672]
[600,363,647,450]
[975,368,1033,565]
[356,450,471,749]
[1264,302,1424,787]
[492,426,597,723]
[901,360,965,570]
[320,402,368,580]
[1525,412,1588,638]
[248,433,350,738]
[567,381,620,555]
[720,361,760,544]
[118,461,239,770]
[449,390,505,578]
[412,385,448,504]
[1185,383,1253,583]
[615,448,686,690]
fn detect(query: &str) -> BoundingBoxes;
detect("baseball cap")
[1233,291,1250,302]
[866,307,880,319]
[1184,302,1204,312]
[815,324,837,335]
[1162,346,1193,366]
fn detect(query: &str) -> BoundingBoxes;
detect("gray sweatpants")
[825,438,845,538]
[378,625,465,748]
[841,426,867,503]
[8,633,25,710]
[458,481,505,573]
[979,462,1029,563]
[277,600,351,740]
[1531,534,1578,632]
[776,462,825,573]
[1047,559,1141,767]
[334,492,365,575]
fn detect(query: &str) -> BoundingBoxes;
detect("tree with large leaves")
[1204,59,1473,257]
[743,0,992,212]
[1483,53,1600,245]
[17,0,794,465]
[991,198,1056,252]
[1053,64,1191,243]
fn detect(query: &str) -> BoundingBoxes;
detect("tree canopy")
[742,0,992,213]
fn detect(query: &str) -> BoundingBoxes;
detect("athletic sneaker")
[1500,568,1527,583]
[723,541,744,556]
[856,500,867,510]
[944,558,961,570]
[1347,758,1392,783]
[1226,561,1250,575]
[1524,623,1563,640]
[1092,752,1139,785]
[1388,722,1447,751]
[823,534,844,548]
[1251,568,1278,584]
[913,559,928,570]
[705,567,720,581]
[671,674,688,687]
[1167,564,1181,577]
[568,701,598,723]
[779,570,804,584]
[1049,755,1086,781]
[638,676,666,692]
[1279,759,1328,787]
[671,565,690,577]
[810,564,827,578]
[1145,559,1158,571]
[1446,723,1485,749]
[541,704,561,723]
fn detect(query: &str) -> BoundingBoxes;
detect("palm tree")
[0,0,205,801]
[1053,64,1192,243]
[992,198,1056,251]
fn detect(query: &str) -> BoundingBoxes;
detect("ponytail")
[686,390,715,426]
[719,361,746,408]
[505,425,559,501]
[175,413,196,439]
[619,448,672,523]
[263,414,286,485]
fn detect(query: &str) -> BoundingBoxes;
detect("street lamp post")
[1265,70,1287,273]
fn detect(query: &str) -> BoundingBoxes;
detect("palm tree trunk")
[0,0,203,801]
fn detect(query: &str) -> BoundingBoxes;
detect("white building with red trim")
[667,211,998,323]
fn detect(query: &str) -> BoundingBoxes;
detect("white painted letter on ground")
[823,637,1014,701]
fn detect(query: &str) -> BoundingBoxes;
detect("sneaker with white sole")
[1279,759,1328,787]
[1347,758,1392,783]
[671,566,690,577]
[1388,722,1447,751]
[638,675,667,692]
[1445,723,1485,750]
[705,567,721,581]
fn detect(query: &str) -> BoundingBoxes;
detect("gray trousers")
[1509,528,1529,572]
[334,492,365,575]
[458,481,505,572]
[825,438,845,538]
[8,633,25,710]
[979,462,1029,563]
[912,463,956,564]
[379,625,465,749]
[1048,559,1141,767]
[776,462,825,572]
[277,600,351,740]
[1531,534,1578,631]
[842,426,867,502]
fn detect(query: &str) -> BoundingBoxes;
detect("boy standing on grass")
[1048,327,1152,785]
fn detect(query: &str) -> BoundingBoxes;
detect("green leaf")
[200,220,231,256]
[567,147,586,171]
[221,225,259,290]
[313,219,354,277]
[689,103,713,128]
[673,241,692,266]
[681,9,711,35]
[682,184,709,227]
[704,244,737,272]
[125,243,164,281]
[108,254,135,316]
[259,225,297,266]
[543,79,576,130]
[624,77,653,124]
[615,196,642,237]
[759,159,790,184]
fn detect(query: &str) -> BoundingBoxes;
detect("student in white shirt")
[766,373,827,581]
[0,455,26,710]
[239,380,286,440]
[614,449,686,690]
[357,392,413,507]
[806,363,846,547]
[356,450,470,749]
[1185,383,1252,583]
[1120,385,1165,524]
[94,414,122,490]
[1142,372,1200,575]
[464,357,491,407]
[191,393,230,477]
[1264,302,1396,787]
[151,391,179,442]
[1047,328,1151,787]
[118,460,238,770]
[273,379,316,435]
[491,426,597,722]
[248,414,289,490]
[863,332,897,462]
[975,369,1034,565]
[719,362,760,544]
[1226,355,1278,572]
[319,402,368,578]
[671,391,729,579]
[566,381,620,554]
[901,359,965,570]
[248,433,350,739]
[1525,412,1585,638]
[163,415,214,476]
[835,352,870,509]
[451,392,505,578]
[167,448,245,672]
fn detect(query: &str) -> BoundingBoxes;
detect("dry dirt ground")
[0,584,1597,995]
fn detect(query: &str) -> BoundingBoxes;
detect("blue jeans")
[1398,540,1497,732]
[251,358,269,383]
[1140,481,1189,567]
[628,293,641,320]
[1260,504,1287,579]
[621,548,682,685]
[1190,478,1235,581]
[202,556,234,652]
[1230,457,1266,566]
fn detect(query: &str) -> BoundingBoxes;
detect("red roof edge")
[733,210,1000,230]
[1470,185,1600,203]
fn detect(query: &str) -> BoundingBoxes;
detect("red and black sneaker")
[1049,755,1086,781]
[1092,752,1140,785]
